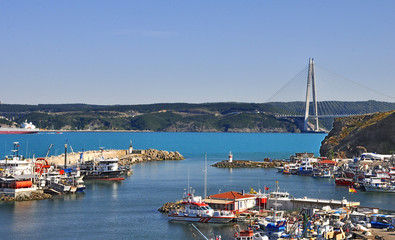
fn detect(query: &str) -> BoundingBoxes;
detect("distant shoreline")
[39,129,153,133]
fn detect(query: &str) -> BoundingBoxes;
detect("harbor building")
[205,191,257,213]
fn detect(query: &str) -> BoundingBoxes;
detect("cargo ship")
[0,121,39,134]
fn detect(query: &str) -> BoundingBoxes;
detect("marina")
[0,132,394,240]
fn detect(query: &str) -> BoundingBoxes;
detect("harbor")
[0,132,394,240]
[0,141,184,198]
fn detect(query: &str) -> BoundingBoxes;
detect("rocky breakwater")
[41,148,183,166]
[320,110,395,158]
[119,149,184,165]
[0,191,52,201]
[158,201,184,213]
[212,160,285,168]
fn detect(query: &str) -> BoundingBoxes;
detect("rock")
[119,149,184,166]
[0,191,52,202]
[158,202,184,213]
[211,160,284,168]
[320,110,395,158]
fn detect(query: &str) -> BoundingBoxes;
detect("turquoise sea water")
[0,132,393,240]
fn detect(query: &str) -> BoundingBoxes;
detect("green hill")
[0,101,394,132]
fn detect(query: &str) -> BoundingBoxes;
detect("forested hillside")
[0,101,394,132]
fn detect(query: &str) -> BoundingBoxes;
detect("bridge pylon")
[303,58,319,132]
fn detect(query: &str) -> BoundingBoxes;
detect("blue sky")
[1,1,394,105]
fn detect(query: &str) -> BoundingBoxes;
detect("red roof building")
[205,191,257,212]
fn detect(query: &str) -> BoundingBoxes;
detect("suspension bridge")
[266,58,395,132]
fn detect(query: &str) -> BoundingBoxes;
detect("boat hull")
[0,129,38,134]
[168,214,234,223]
[297,170,313,176]
[83,170,125,181]
[335,178,354,186]
[364,186,395,193]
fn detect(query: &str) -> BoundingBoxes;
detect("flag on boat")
[349,187,357,193]
[264,187,269,190]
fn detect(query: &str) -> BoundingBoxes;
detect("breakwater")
[119,149,184,165]
[43,148,184,166]
[0,191,52,201]
[158,202,184,213]
[212,160,285,168]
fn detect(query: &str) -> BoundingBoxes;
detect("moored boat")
[168,189,235,223]
[335,177,354,186]
[0,120,39,134]
[234,229,268,240]
[81,155,125,181]
[363,177,395,193]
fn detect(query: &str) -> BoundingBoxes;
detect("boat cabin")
[183,202,214,216]
[96,158,120,172]
[0,157,34,177]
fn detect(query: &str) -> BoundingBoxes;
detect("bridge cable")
[316,65,395,102]
[265,65,309,103]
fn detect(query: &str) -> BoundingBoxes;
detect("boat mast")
[64,143,68,169]
[187,167,190,194]
[204,153,207,199]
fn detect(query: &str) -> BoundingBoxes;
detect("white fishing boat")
[81,150,125,181]
[363,177,395,193]
[0,142,37,197]
[0,142,34,177]
[168,189,235,223]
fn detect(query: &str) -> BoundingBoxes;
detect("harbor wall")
[0,189,52,200]
[40,149,184,166]
[267,197,359,211]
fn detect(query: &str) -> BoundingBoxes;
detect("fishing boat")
[0,142,34,177]
[280,163,298,175]
[253,211,287,239]
[297,158,314,176]
[282,166,291,175]
[313,169,331,178]
[0,142,37,196]
[335,177,354,186]
[168,189,235,223]
[81,156,125,181]
[363,177,395,193]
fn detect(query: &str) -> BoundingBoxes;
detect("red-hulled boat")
[335,177,354,186]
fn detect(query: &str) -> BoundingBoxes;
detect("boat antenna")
[64,143,68,169]
[204,153,207,199]
[274,180,279,213]
[13,142,19,158]
[187,167,190,195]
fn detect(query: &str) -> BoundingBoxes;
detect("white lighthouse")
[228,151,233,163]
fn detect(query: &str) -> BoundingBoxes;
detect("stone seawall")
[0,191,52,201]
[212,160,285,168]
[119,149,184,165]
